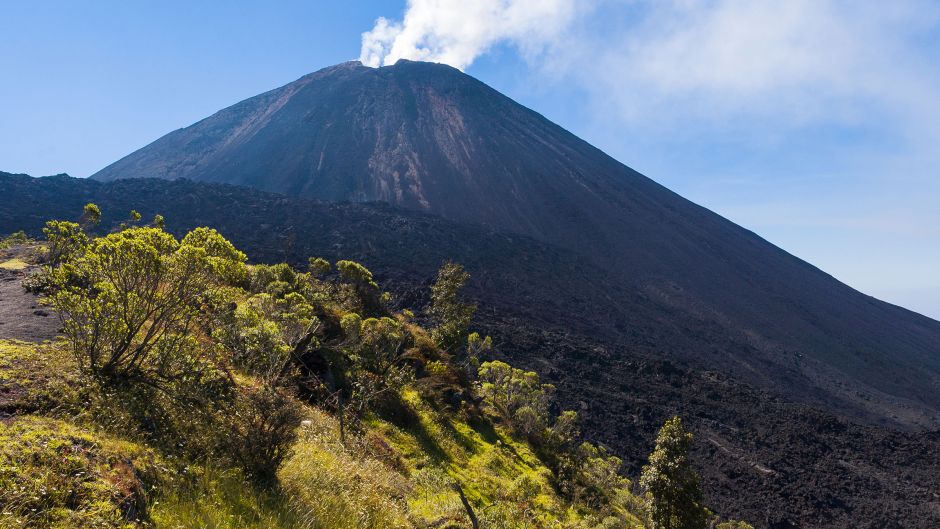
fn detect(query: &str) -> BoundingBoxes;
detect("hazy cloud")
[575,0,940,136]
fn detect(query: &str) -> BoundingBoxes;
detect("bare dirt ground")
[0,246,59,342]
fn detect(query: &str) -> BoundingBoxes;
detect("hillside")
[0,217,727,529]
[2,173,939,528]
[89,60,940,439]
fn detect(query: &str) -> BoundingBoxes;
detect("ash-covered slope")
[92,60,940,431]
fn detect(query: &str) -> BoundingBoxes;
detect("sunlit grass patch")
[279,407,412,529]
[0,258,27,271]
[150,465,302,529]
[368,386,593,528]
[0,415,162,529]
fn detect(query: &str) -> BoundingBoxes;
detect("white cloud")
[569,0,940,135]
[359,0,587,70]
[361,0,940,135]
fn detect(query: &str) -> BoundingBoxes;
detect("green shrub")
[641,416,708,529]
[214,293,306,378]
[0,230,30,249]
[428,262,475,351]
[477,360,554,437]
[81,203,101,228]
[336,260,384,314]
[307,257,331,276]
[222,383,305,486]
[42,220,88,266]
[49,226,245,391]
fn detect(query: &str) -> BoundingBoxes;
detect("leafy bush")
[307,256,331,276]
[222,383,305,485]
[42,220,88,266]
[336,260,387,313]
[573,442,629,507]
[215,291,317,379]
[49,226,245,391]
[335,315,416,437]
[477,360,554,437]
[0,230,30,249]
[81,202,101,228]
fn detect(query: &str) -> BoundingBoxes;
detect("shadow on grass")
[378,393,453,465]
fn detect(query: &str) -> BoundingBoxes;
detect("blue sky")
[2,1,939,319]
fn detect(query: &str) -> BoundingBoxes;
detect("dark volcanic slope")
[3,173,939,529]
[92,60,940,431]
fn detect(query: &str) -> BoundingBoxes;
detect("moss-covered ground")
[0,258,28,271]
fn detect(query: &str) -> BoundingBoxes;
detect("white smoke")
[359,0,584,70]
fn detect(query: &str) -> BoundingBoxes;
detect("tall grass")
[278,408,412,529]
[150,466,303,529]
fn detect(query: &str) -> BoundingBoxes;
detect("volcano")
[92,59,940,430]
[72,59,940,527]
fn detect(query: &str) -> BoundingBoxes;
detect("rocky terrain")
[2,172,938,528]
[0,244,58,343]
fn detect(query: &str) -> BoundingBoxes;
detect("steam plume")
[359,0,582,70]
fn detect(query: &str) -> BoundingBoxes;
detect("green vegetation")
[51,226,246,387]
[0,416,161,529]
[0,205,751,528]
[81,203,102,228]
[477,360,555,438]
[0,340,81,414]
[42,220,88,267]
[641,417,708,529]
[0,230,31,250]
[429,262,475,351]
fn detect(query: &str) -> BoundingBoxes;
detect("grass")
[0,342,156,528]
[0,342,648,529]
[0,340,80,415]
[150,466,303,529]
[370,388,590,528]
[0,258,27,271]
[279,408,412,529]
[0,416,161,529]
